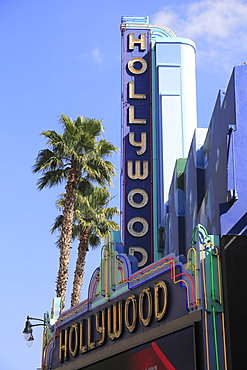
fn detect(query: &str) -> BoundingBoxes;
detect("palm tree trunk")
[56,167,79,310]
[70,229,90,307]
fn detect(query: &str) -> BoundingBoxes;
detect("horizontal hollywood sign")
[49,260,190,369]
[122,29,153,267]
[59,281,167,362]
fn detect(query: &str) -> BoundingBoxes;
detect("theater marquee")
[47,258,200,370]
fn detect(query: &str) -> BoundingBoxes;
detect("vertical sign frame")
[121,26,153,267]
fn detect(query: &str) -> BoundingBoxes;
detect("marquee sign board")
[46,253,200,370]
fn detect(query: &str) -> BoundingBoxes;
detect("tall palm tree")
[52,186,119,307]
[33,115,117,309]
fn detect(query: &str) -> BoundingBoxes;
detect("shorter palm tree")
[52,186,119,307]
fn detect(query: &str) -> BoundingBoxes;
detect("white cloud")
[92,47,103,65]
[151,0,247,70]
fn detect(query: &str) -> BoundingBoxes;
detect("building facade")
[41,17,247,370]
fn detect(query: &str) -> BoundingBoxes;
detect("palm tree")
[52,186,119,307]
[33,115,117,310]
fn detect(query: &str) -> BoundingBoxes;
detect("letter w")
[127,160,148,180]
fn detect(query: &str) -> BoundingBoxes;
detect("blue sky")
[1,0,247,369]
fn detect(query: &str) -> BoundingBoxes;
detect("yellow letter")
[79,321,87,353]
[128,57,147,75]
[129,132,147,155]
[128,81,146,100]
[128,246,148,267]
[69,324,78,357]
[127,188,148,208]
[127,217,149,238]
[128,106,146,125]
[59,329,68,362]
[96,310,105,347]
[108,301,122,340]
[87,316,96,350]
[139,287,152,327]
[127,160,148,180]
[154,281,168,321]
[128,33,146,51]
[124,295,137,333]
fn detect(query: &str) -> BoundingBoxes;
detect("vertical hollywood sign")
[122,29,153,267]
